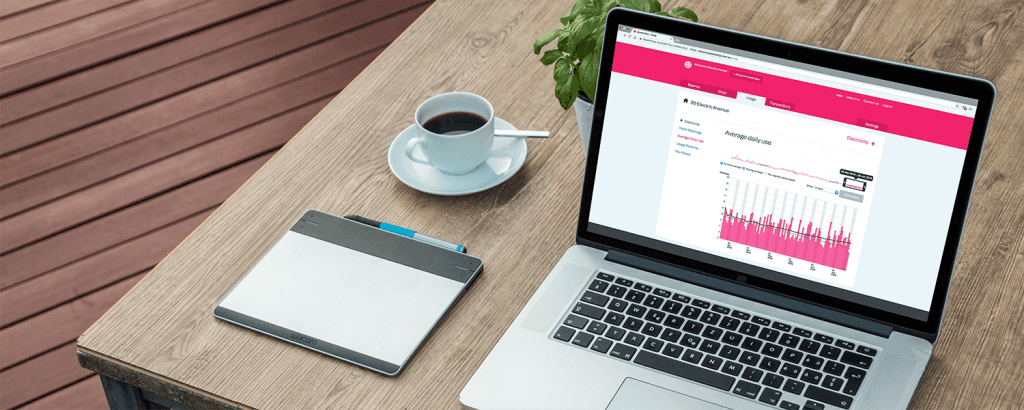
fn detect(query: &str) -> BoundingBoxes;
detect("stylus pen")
[344,215,466,253]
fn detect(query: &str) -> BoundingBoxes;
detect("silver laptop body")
[461,8,994,410]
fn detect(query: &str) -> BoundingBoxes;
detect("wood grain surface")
[77,0,1024,409]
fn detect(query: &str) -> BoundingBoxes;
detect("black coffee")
[422,111,487,135]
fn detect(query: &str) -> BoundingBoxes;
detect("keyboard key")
[681,334,701,348]
[733,380,760,399]
[665,315,685,329]
[741,367,764,382]
[572,332,594,347]
[644,310,666,323]
[580,291,609,307]
[761,343,783,358]
[588,279,609,293]
[783,378,805,395]
[823,375,844,391]
[606,327,626,341]
[757,328,780,343]
[633,283,653,292]
[823,360,845,376]
[624,332,645,346]
[813,333,834,344]
[840,351,873,369]
[722,332,743,346]
[772,322,792,332]
[623,317,643,331]
[780,363,801,378]
[751,316,771,326]
[719,345,741,360]
[683,320,704,334]
[609,343,637,361]
[758,387,782,405]
[779,333,800,347]
[722,360,743,375]
[739,351,761,366]
[844,366,866,380]
[799,339,821,354]
[643,338,665,352]
[597,272,615,281]
[762,372,784,388]
[608,299,628,312]
[586,321,608,335]
[681,349,703,364]
[663,301,683,314]
[801,369,823,385]
[654,288,672,298]
[699,311,721,326]
[681,306,701,319]
[803,355,824,370]
[739,322,760,336]
[591,337,613,353]
[626,304,647,318]
[836,339,856,350]
[730,310,751,320]
[803,400,825,410]
[820,345,841,360]
[758,357,781,372]
[856,345,878,356]
[643,294,664,309]
[563,314,587,329]
[711,304,731,314]
[661,329,682,343]
[782,348,803,364]
[604,312,625,326]
[701,355,723,370]
[663,343,684,358]
[780,401,800,410]
[692,299,711,309]
[554,326,574,342]
[573,302,605,320]
[625,290,645,303]
[608,285,627,298]
[672,294,691,303]
[615,278,634,287]
[634,351,735,391]
[719,317,741,330]
[842,376,863,396]
[793,328,813,338]
[741,337,763,352]
[642,323,663,336]
[701,326,723,340]
[805,385,854,409]
[699,340,721,354]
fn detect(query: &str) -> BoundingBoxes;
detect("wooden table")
[77,0,1024,408]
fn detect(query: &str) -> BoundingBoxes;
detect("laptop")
[461,7,995,410]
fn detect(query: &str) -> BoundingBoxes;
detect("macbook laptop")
[461,7,994,410]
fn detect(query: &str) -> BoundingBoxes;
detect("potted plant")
[534,0,697,154]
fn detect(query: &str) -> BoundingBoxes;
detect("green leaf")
[578,52,600,100]
[553,58,579,109]
[569,16,603,53]
[556,28,571,53]
[602,0,618,13]
[560,14,572,25]
[540,50,563,66]
[534,29,560,54]
[671,6,698,22]
[618,0,653,12]
[654,11,672,17]
[647,0,661,12]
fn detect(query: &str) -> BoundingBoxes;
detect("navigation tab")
[765,98,796,111]
[856,118,888,132]
[681,80,737,99]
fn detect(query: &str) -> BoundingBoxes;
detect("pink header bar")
[612,43,973,150]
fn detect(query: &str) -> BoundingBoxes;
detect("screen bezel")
[577,8,995,338]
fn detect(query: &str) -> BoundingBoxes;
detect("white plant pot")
[573,95,594,155]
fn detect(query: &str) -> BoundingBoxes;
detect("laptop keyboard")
[552,271,878,410]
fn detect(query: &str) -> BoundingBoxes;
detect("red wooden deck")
[0,1,431,408]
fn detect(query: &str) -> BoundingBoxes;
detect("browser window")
[588,26,978,321]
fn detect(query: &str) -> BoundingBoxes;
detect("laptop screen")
[586,25,979,323]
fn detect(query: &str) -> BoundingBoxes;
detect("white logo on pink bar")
[684,61,692,69]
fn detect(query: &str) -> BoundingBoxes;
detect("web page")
[588,28,976,318]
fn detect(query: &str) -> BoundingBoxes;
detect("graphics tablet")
[214,210,482,376]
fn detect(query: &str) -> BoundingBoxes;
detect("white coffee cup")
[406,92,495,175]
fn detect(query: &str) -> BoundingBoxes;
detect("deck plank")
[0,0,61,19]
[0,0,136,43]
[0,0,421,170]
[19,375,109,410]
[0,0,356,125]
[0,342,92,409]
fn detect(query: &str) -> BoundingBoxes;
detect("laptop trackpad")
[606,378,733,410]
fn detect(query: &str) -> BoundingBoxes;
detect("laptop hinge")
[605,249,893,338]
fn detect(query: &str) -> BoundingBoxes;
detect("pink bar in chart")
[719,209,852,271]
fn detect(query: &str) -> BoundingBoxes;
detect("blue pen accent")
[344,215,467,253]
[381,222,415,238]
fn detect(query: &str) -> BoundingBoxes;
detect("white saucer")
[388,118,527,196]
